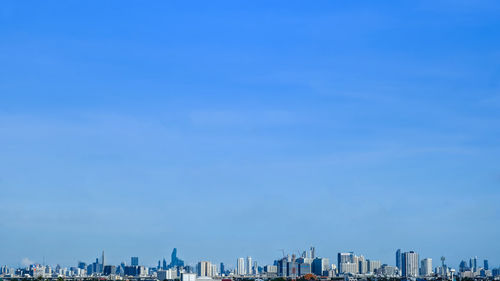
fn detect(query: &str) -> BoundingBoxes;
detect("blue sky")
[1,0,499,269]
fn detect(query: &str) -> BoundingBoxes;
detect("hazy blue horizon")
[1,0,499,270]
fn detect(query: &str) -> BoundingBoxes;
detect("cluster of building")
[1,247,499,280]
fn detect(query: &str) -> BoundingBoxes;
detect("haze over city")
[1,0,499,276]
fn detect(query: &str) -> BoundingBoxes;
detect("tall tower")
[246,256,253,275]
[396,249,402,270]
[237,258,245,275]
[102,251,105,272]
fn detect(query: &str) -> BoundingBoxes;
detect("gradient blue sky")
[1,0,500,270]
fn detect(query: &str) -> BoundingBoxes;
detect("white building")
[420,258,432,276]
[402,251,419,277]
[237,258,245,276]
[197,261,213,277]
[367,260,381,273]
[246,257,253,275]
[181,273,196,281]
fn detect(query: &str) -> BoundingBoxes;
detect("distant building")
[103,265,116,276]
[124,266,138,276]
[220,263,225,276]
[459,260,469,272]
[311,257,329,276]
[237,258,245,275]
[298,262,311,276]
[396,249,402,271]
[197,261,213,277]
[402,251,419,277]
[264,265,278,274]
[246,257,253,275]
[378,264,398,276]
[158,269,177,280]
[484,259,489,270]
[131,257,139,266]
[367,260,381,273]
[420,258,432,276]
[470,257,478,272]
[169,248,185,268]
[181,272,196,281]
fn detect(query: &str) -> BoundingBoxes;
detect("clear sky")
[1,0,499,270]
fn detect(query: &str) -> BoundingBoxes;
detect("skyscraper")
[131,257,139,266]
[102,251,105,273]
[338,252,354,270]
[402,251,419,277]
[169,248,185,268]
[396,249,402,270]
[220,263,225,276]
[420,258,432,276]
[197,261,212,277]
[484,260,489,270]
[237,258,245,275]
[246,257,253,275]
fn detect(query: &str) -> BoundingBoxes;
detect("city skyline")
[2,247,497,272]
[1,0,499,275]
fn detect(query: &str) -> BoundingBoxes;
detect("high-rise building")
[131,257,139,266]
[420,258,432,276]
[358,256,367,274]
[220,263,225,276]
[237,258,245,275]
[396,249,402,270]
[78,262,86,270]
[470,257,478,272]
[169,248,185,268]
[312,257,329,276]
[367,260,381,273]
[102,251,105,272]
[402,251,419,277]
[197,261,212,277]
[484,260,489,270]
[103,265,116,276]
[246,257,253,275]
[338,252,354,270]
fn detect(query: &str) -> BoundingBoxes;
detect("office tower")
[402,251,419,277]
[237,258,245,275]
[459,260,468,272]
[197,261,212,277]
[312,257,329,276]
[484,260,489,270]
[420,258,432,276]
[298,262,311,276]
[469,256,478,272]
[78,262,86,270]
[103,265,116,276]
[169,248,185,268]
[220,263,225,276]
[246,257,253,275]
[310,247,316,259]
[253,261,258,275]
[131,257,139,266]
[337,252,354,270]
[277,258,287,277]
[162,258,167,270]
[396,249,402,270]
